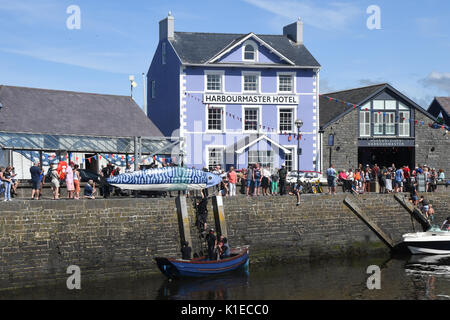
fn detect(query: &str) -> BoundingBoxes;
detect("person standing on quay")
[65,161,75,199]
[271,169,279,195]
[253,163,262,196]
[394,166,404,193]
[30,161,42,200]
[245,164,254,197]
[278,164,287,195]
[327,164,337,195]
[73,164,81,200]
[2,166,12,201]
[227,166,237,197]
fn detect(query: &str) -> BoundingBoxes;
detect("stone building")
[427,97,450,127]
[319,83,450,174]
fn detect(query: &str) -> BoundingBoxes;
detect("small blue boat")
[155,246,249,278]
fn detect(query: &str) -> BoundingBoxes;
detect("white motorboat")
[402,227,450,255]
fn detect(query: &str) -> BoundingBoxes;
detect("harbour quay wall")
[0,192,449,290]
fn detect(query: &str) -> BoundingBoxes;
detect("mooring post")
[212,195,228,238]
[175,195,192,247]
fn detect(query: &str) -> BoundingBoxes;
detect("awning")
[0,131,180,155]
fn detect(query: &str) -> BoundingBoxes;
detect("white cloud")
[243,0,362,31]
[0,47,138,74]
[420,72,450,94]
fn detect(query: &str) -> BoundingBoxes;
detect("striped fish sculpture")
[106,167,222,191]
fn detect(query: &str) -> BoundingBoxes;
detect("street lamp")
[129,75,138,99]
[295,119,303,185]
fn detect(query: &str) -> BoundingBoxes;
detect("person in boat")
[221,237,230,259]
[181,241,192,260]
[206,228,217,260]
[441,217,450,231]
[216,235,224,260]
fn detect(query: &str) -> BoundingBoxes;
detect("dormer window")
[242,41,257,62]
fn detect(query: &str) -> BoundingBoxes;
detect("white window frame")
[276,72,296,94]
[206,146,225,171]
[374,112,384,135]
[385,112,396,135]
[248,150,274,170]
[242,40,258,62]
[399,110,410,137]
[359,110,371,137]
[277,106,296,134]
[205,105,226,133]
[204,70,224,93]
[242,71,260,93]
[242,105,262,133]
[282,146,296,172]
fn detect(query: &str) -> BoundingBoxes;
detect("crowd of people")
[330,163,445,195]
[204,163,304,205]
[0,160,447,202]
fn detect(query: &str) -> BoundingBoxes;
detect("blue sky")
[0,0,449,109]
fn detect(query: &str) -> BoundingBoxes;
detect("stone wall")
[322,110,359,171]
[0,191,449,290]
[414,109,450,174]
[320,107,450,175]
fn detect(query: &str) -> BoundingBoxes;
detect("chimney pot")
[283,19,303,45]
[159,13,174,41]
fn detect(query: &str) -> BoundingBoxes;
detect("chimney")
[159,12,174,41]
[283,18,303,45]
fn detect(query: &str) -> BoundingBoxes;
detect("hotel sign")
[358,139,415,147]
[203,94,299,105]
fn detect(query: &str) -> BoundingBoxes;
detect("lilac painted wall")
[181,64,317,171]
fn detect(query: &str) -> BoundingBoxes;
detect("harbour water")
[1,254,450,300]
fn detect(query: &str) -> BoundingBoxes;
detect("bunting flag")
[319,93,449,130]
[185,92,304,137]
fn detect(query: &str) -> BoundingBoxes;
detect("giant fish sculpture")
[106,166,221,191]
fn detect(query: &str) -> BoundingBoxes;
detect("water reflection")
[1,255,450,299]
[404,255,450,300]
[157,271,249,300]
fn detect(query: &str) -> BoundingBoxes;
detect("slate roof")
[434,97,450,115]
[319,83,387,128]
[0,85,163,137]
[319,83,437,129]
[170,32,320,67]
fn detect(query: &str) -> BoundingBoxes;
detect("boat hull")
[402,231,450,255]
[155,247,249,278]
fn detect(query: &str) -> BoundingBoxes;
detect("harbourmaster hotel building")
[147,14,321,172]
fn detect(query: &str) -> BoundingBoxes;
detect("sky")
[0,0,449,110]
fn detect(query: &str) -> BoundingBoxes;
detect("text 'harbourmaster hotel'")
[147,14,321,172]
